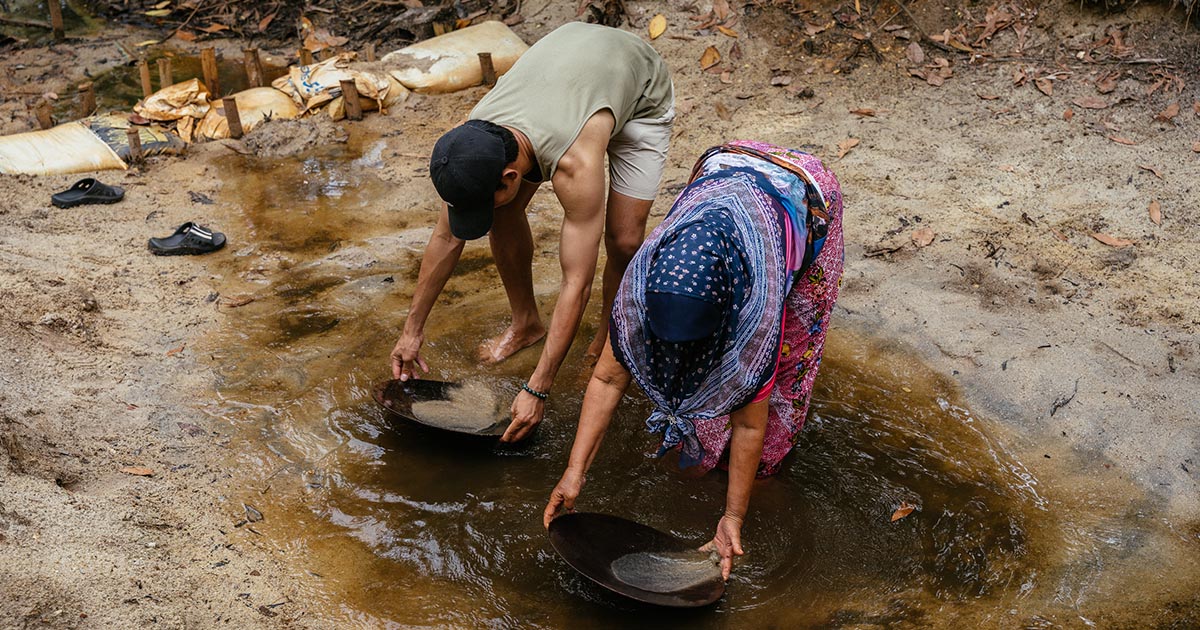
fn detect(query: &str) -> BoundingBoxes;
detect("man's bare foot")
[478,324,547,364]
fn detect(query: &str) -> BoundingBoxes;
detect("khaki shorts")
[608,98,675,201]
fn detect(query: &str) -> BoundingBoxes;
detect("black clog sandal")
[51,178,125,208]
[148,222,227,256]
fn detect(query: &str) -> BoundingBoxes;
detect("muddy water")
[200,139,1199,628]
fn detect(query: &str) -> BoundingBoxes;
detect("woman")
[542,141,844,580]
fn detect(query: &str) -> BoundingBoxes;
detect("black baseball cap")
[429,121,509,240]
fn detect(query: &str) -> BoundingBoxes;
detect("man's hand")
[543,468,585,528]
[390,332,429,381]
[700,513,745,581]
[500,389,545,443]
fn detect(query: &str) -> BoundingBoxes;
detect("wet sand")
[1,0,1198,627]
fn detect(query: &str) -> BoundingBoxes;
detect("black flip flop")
[148,222,227,256]
[51,178,125,208]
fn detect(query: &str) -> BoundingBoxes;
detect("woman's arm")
[703,397,769,580]
[542,337,632,528]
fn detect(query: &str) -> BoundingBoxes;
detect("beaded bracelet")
[521,383,549,400]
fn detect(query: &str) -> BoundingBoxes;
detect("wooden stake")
[222,96,243,139]
[478,52,496,87]
[299,48,314,66]
[364,42,376,62]
[77,82,95,118]
[35,99,53,129]
[47,0,64,41]
[339,79,363,121]
[201,48,221,98]
[243,48,265,88]
[137,59,153,97]
[126,128,143,164]
[157,57,173,89]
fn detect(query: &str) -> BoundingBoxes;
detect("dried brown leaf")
[849,108,876,117]
[1107,135,1137,146]
[926,72,944,87]
[978,93,1000,100]
[257,11,276,33]
[729,41,742,62]
[717,25,738,38]
[173,30,196,42]
[1091,232,1134,248]
[720,71,733,84]
[1155,102,1180,123]
[221,295,256,308]
[166,344,185,357]
[1072,96,1108,110]
[199,23,229,33]
[648,14,667,39]
[1051,229,1069,242]
[1193,141,1200,153]
[714,101,732,121]
[770,74,793,87]
[1137,164,1163,180]
[712,0,731,21]
[1034,77,1053,96]
[911,228,935,247]
[1148,199,1161,225]
[699,46,721,70]
[1095,72,1118,94]
[891,501,916,522]
[121,466,154,477]
[836,137,860,159]
[1063,108,1074,122]
[804,21,830,36]
[906,41,925,65]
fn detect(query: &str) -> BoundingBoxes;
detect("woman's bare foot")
[583,331,608,365]
[478,323,547,364]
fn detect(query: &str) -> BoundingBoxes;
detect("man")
[390,21,674,443]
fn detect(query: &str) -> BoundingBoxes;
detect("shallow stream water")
[199,137,1198,628]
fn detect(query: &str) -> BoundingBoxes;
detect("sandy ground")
[1,0,1198,627]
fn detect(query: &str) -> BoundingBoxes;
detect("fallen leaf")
[906,41,924,65]
[1072,96,1108,110]
[121,466,154,477]
[978,93,1000,100]
[836,137,860,159]
[849,108,876,117]
[717,25,738,38]
[648,14,667,39]
[135,40,159,47]
[1034,77,1053,96]
[1051,229,1069,242]
[1148,199,1161,225]
[221,295,256,308]
[911,228,935,247]
[1063,108,1074,122]
[720,71,733,84]
[1137,164,1163,180]
[891,501,916,522]
[998,164,1016,172]
[1194,101,1199,115]
[244,503,264,522]
[1155,102,1180,123]
[925,72,945,88]
[1107,135,1137,146]
[770,74,793,86]
[173,30,196,42]
[712,0,731,21]
[714,102,732,121]
[199,23,229,33]
[144,8,171,17]
[166,344,185,357]
[804,21,830,36]
[257,11,277,33]
[153,0,171,8]
[1091,233,1134,248]
[729,41,742,62]
[699,46,721,70]
[1193,141,1200,153]
[1095,72,1118,94]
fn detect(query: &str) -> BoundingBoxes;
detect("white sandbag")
[327,74,410,121]
[272,54,357,113]
[134,78,212,122]
[0,121,126,175]
[382,21,528,94]
[191,87,302,141]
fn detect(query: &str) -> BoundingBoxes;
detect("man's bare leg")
[586,188,654,359]
[481,179,547,363]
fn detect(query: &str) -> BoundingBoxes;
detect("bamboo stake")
[478,52,496,86]
[364,43,376,62]
[157,57,173,89]
[299,48,314,66]
[222,97,243,139]
[77,82,95,118]
[126,128,143,164]
[339,79,363,121]
[47,0,64,41]
[35,99,53,129]
[138,59,153,97]
[201,47,221,98]
[243,48,265,88]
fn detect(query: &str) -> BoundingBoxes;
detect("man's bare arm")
[391,206,465,379]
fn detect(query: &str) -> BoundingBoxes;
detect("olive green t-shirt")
[469,22,673,181]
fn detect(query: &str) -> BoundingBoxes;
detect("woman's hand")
[700,513,745,581]
[502,390,545,443]
[543,469,586,528]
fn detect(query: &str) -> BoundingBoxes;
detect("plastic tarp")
[382,21,528,94]
[272,54,409,116]
[186,87,302,142]
[134,78,212,122]
[86,114,186,161]
[0,121,125,175]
